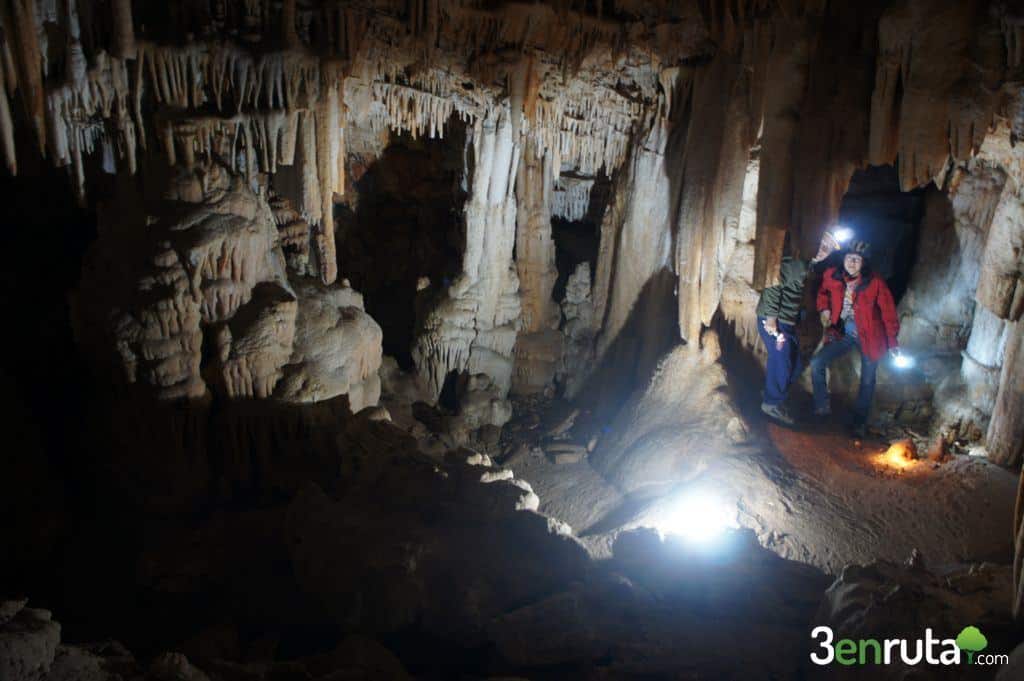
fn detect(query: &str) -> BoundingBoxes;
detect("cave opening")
[836,164,928,303]
[336,122,468,371]
[550,175,611,304]
[438,369,465,412]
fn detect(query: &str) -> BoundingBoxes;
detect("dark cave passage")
[837,164,928,303]
[549,175,610,304]
[337,123,468,371]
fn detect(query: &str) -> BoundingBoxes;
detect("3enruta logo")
[809,625,1009,667]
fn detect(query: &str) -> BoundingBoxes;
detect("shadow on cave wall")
[336,124,468,370]
[574,268,679,427]
[0,140,104,603]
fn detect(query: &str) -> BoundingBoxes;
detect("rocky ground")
[497,345,1018,575]
[4,344,1024,681]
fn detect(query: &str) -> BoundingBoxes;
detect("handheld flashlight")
[892,351,914,369]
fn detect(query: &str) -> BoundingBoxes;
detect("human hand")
[813,233,840,262]
[819,310,831,327]
[763,317,778,335]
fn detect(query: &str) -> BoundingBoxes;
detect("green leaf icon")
[955,626,988,663]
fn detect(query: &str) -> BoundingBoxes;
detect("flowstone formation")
[76,161,382,409]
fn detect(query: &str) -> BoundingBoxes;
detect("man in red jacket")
[811,241,900,437]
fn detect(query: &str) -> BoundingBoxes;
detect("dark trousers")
[810,334,879,426]
[757,316,802,406]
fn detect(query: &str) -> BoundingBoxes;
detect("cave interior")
[3,1,1024,680]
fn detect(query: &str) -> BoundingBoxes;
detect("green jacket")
[755,256,810,325]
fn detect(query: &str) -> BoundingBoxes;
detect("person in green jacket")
[756,231,840,425]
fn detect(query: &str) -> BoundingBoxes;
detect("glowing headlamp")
[833,226,854,243]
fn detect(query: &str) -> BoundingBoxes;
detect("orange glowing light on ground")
[872,441,917,470]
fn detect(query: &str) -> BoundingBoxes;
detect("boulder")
[0,602,60,681]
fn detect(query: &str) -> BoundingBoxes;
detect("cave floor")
[499,393,1019,576]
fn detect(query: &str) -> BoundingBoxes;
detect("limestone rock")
[0,602,60,681]
[814,559,1015,680]
[558,262,596,397]
[589,344,754,493]
[276,280,383,411]
[489,528,829,678]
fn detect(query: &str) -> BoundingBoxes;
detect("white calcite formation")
[413,108,522,433]
[76,163,382,409]
[558,262,596,398]
[276,280,383,411]
[511,139,561,395]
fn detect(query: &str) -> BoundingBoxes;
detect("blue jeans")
[810,334,878,426]
[757,317,803,406]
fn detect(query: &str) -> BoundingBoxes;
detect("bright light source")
[892,352,915,369]
[873,441,917,471]
[655,489,737,543]
[833,226,854,243]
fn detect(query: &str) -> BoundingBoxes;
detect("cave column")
[412,106,521,441]
[980,191,1024,465]
[987,319,1024,466]
[674,54,753,345]
[976,170,1024,466]
[511,137,561,394]
[751,21,810,290]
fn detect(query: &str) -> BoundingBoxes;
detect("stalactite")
[752,21,809,290]
[675,56,753,345]
[314,76,341,285]
[280,110,298,165]
[551,176,592,222]
[282,0,299,48]
[6,0,46,154]
[297,109,321,226]
[0,27,16,99]
[110,0,136,58]
[0,62,15,175]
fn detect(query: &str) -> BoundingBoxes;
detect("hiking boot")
[761,402,796,426]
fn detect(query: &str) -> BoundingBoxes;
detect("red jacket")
[816,267,900,361]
